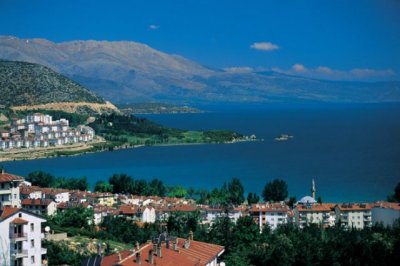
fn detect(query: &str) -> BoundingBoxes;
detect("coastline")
[0,137,260,163]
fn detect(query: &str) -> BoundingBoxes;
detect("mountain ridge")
[0,36,399,104]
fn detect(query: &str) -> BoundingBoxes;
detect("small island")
[274,134,294,141]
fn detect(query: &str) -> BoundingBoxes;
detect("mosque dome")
[298,196,317,205]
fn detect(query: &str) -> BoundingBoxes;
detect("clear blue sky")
[0,0,399,81]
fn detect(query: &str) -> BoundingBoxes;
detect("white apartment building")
[335,203,372,229]
[249,203,289,230]
[0,207,47,266]
[0,169,24,208]
[372,201,400,227]
[293,196,336,228]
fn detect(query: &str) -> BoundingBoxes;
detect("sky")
[0,0,399,81]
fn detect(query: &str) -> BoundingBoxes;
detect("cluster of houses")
[0,113,95,150]
[1,169,400,265]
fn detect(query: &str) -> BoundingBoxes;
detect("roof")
[0,171,25,183]
[296,203,335,212]
[11,217,29,224]
[373,201,400,211]
[0,207,20,220]
[0,206,46,222]
[336,203,372,211]
[249,203,289,213]
[100,238,224,266]
[21,198,54,206]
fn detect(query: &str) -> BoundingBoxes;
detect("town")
[0,169,399,266]
[0,113,95,150]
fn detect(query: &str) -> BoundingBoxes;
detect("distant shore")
[0,136,259,162]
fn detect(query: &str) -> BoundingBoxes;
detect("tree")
[167,186,187,198]
[388,182,400,202]
[27,171,55,187]
[262,179,288,202]
[227,178,245,205]
[247,192,260,205]
[146,179,166,196]
[109,174,133,194]
[94,181,113,193]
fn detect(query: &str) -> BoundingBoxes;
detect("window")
[31,256,35,264]
[1,183,4,189]
[30,223,34,232]
[31,239,34,248]
[18,213,22,218]
[14,194,17,199]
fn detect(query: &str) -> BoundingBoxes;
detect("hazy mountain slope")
[0,36,399,104]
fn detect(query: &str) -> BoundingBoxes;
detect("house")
[21,199,57,216]
[372,201,400,227]
[88,193,115,207]
[41,188,70,203]
[0,206,47,266]
[249,202,289,230]
[335,203,372,229]
[0,169,24,208]
[141,207,156,223]
[19,185,43,200]
[92,233,224,266]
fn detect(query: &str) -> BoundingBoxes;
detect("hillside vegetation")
[0,59,105,107]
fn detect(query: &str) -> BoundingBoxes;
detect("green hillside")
[0,60,105,107]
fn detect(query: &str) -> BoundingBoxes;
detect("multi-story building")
[249,203,289,230]
[0,169,24,208]
[294,202,336,228]
[372,201,400,227]
[0,206,47,266]
[335,203,372,229]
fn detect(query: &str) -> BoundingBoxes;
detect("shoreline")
[0,138,260,163]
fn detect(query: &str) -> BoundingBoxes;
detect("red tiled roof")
[0,172,24,183]
[11,217,29,224]
[21,198,54,206]
[336,203,372,211]
[101,238,224,266]
[249,203,289,213]
[296,203,335,212]
[373,201,400,211]
[0,207,20,220]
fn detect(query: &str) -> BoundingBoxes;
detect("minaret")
[311,179,316,199]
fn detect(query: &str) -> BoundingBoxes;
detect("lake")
[2,103,400,202]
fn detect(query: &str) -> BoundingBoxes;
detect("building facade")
[0,207,47,266]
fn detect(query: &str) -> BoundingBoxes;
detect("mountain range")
[0,36,399,104]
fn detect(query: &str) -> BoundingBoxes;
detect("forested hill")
[0,60,105,107]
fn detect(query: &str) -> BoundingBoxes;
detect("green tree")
[27,171,55,187]
[94,181,113,193]
[262,179,288,202]
[109,173,133,194]
[167,186,188,198]
[388,182,400,202]
[247,192,260,205]
[227,178,245,205]
[146,179,166,196]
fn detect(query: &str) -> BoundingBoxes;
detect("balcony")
[0,189,11,195]
[9,232,28,241]
[11,249,28,258]
[41,248,47,254]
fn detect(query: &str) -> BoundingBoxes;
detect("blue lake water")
[2,104,400,202]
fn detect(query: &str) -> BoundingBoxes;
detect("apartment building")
[0,207,47,266]
[0,169,24,208]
